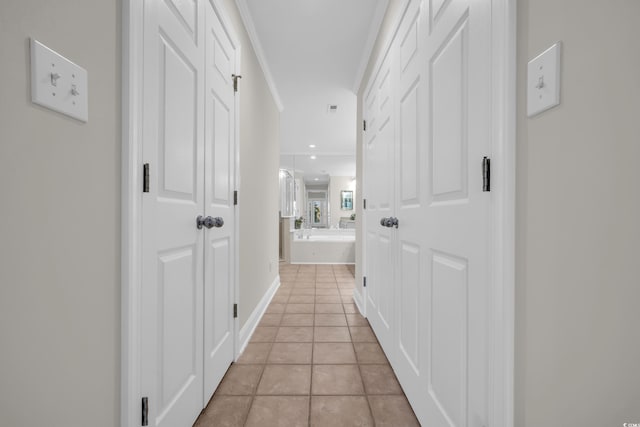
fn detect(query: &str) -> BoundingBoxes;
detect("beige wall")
[516,1,640,425]
[329,176,356,228]
[221,0,281,327]
[0,1,121,426]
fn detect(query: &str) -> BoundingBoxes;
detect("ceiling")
[239,0,387,176]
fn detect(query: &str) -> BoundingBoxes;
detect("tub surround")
[290,228,355,264]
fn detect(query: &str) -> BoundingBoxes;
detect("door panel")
[422,0,491,425]
[142,1,237,425]
[394,0,427,413]
[166,0,197,37]
[212,98,230,203]
[429,251,469,427]
[203,0,236,400]
[207,237,231,347]
[399,242,420,373]
[430,17,468,202]
[364,48,396,359]
[141,1,205,426]
[364,0,493,426]
[159,36,197,198]
[157,247,199,416]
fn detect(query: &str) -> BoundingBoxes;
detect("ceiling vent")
[327,104,338,113]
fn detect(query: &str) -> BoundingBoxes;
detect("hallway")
[194,263,419,426]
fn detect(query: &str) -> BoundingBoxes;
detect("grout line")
[308,273,316,426]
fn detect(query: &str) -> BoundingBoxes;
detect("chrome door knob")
[197,215,224,229]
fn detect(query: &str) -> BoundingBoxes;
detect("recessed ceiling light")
[314,178,319,181]
[309,144,316,148]
[310,155,317,160]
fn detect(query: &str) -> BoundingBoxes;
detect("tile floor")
[194,263,419,427]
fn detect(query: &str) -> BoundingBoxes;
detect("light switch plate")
[30,39,88,122]
[527,42,561,117]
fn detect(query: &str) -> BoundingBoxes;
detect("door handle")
[379,217,399,228]
[197,215,224,229]
[380,217,393,227]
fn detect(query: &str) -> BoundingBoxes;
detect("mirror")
[279,154,356,228]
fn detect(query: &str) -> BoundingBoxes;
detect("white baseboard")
[237,275,280,358]
[353,287,366,318]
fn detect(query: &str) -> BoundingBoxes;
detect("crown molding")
[235,0,284,112]
[352,0,389,93]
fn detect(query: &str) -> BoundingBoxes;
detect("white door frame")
[120,1,241,426]
[359,0,516,426]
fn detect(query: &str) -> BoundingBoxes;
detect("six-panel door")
[141,1,237,426]
[363,0,493,425]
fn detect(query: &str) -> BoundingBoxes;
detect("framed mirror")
[340,190,353,210]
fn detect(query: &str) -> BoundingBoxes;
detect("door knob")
[197,215,224,229]
[379,217,399,228]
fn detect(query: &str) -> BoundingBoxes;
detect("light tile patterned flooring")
[194,263,419,427]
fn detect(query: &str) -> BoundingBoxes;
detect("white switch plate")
[30,39,88,122]
[527,42,561,117]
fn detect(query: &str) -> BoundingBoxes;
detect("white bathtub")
[295,234,355,242]
[290,229,355,264]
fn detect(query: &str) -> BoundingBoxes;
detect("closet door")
[140,0,205,426]
[140,1,239,425]
[203,0,237,400]
[393,0,426,408]
[364,49,397,359]
[393,0,494,425]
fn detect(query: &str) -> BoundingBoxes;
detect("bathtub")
[290,229,355,264]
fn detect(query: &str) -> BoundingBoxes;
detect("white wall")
[516,1,640,425]
[221,0,281,327]
[0,1,121,426]
[329,176,356,228]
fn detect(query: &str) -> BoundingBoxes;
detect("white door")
[363,48,397,360]
[140,1,237,425]
[203,1,237,399]
[141,1,205,425]
[393,0,493,425]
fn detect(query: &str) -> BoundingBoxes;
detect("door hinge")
[232,74,242,93]
[233,303,238,318]
[363,198,367,210]
[363,276,367,287]
[143,163,150,193]
[234,190,238,206]
[482,157,491,192]
[141,397,148,426]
